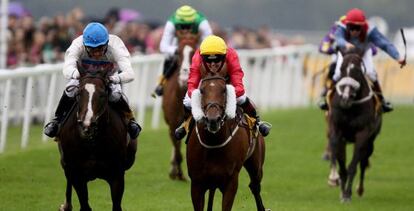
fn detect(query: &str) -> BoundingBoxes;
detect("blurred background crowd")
[4,4,306,69]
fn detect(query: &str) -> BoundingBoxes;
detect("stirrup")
[128,120,141,139]
[258,121,272,137]
[44,120,59,138]
[382,101,393,113]
[174,126,187,140]
[318,99,328,110]
[152,85,163,98]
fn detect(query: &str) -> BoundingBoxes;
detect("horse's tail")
[207,188,216,211]
[124,138,137,170]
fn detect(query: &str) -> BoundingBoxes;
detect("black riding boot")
[174,106,192,140]
[240,97,271,137]
[44,93,76,138]
[112,97,142,139]
[153,56,178,97]
[318,62,336,111]
[372,80,393,113]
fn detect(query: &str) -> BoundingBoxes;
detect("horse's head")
[335,50,368,108]
[76,64,110,140]
[191,71,237,134]
[176,32,199,87]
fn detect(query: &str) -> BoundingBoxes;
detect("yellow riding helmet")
[175,5,197,23]
[200,35,227,55]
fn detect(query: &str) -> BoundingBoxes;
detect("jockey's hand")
[109,75,121,84]
[345,43,355,51]
[398,58,407,68]
[72,70,80,79]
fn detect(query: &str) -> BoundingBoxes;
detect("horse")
[56,64,137,211]
[326,50,382,202]
[186,67,268,211]
[162,32,199,180]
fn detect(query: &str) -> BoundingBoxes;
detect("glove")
[398,58,406,68]
[72,70,80,79]
[109,75,121,84]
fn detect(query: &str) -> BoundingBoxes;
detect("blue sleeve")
[334,26,347,50]
[368,27,400,60]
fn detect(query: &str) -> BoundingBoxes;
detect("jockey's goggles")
[85,43,108,54]
[176,23,194,30]
[347,24,362,32]
[202,54,225,63]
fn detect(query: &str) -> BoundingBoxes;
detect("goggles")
[85,43,108,54]
[202,54,225,64]
[347,24,362,32]
[176,23,194,30]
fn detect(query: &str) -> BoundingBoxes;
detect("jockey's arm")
[159,21,178,56]
[199,20,213,41]
[187,50,202,98]
[63,36,83,79]
[226,48,246,98]
[368,27,400,61]
[110,35,135,84]
[334,26,349,51]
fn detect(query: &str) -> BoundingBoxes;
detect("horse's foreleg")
[72,180,91,211]
[108,175,125,211]
[357,140,374,197]
[125,138,137,170]
[207,188,216,211]
[169,131,185,181]
[221,175,239,211]
[59,180,73,211]
[191,182,206,211]
[244,144,266,211]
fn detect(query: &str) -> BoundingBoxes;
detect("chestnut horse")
[57,65,137,211]
[162,32,199,180]
[327,51,382,202]
[186,67,267,211]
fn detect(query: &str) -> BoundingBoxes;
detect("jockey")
[332,8,406,113]
[318,15,378,110]
[152,5,213,97]
[43,22,141,139]
[174,35,271,140]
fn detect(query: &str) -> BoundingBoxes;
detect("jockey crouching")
[329,8,406,113]
[44,22,141,139]
[153,5,212,97]
[174,35,271,140]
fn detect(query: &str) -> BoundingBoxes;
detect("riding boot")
[174,106,192,140]
[152,56,178,97]
[112,97,142,139]
[318,62,336,111]
[240,97,271,137]
[372,80,393,113]
[44,92,76,138]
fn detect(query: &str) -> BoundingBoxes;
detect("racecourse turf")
[0,106,413,211]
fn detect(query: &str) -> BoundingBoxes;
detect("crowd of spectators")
[3,7,305,69]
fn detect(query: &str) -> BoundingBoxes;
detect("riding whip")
[400,28,407,68]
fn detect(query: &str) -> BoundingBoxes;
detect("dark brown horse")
[186,67,267,211]
[162,32,199,180]
[57,65,137,211]
[327,51,382,202]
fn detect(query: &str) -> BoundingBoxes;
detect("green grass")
[0,106,414,210]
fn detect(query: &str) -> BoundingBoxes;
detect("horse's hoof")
[357,186,364,196]
[328,179,339,187]
[341,197,351,203]
[59,203,72,211]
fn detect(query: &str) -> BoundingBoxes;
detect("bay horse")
[326,50,382,202]
[162,32,199,180]
[186,67,268,211]
[57,64,137,211]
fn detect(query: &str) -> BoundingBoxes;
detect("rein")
[195,121,240,149]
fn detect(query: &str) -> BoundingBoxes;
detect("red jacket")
[187,48,245,98]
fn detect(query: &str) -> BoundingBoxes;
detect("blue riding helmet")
[83,22,109,47]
